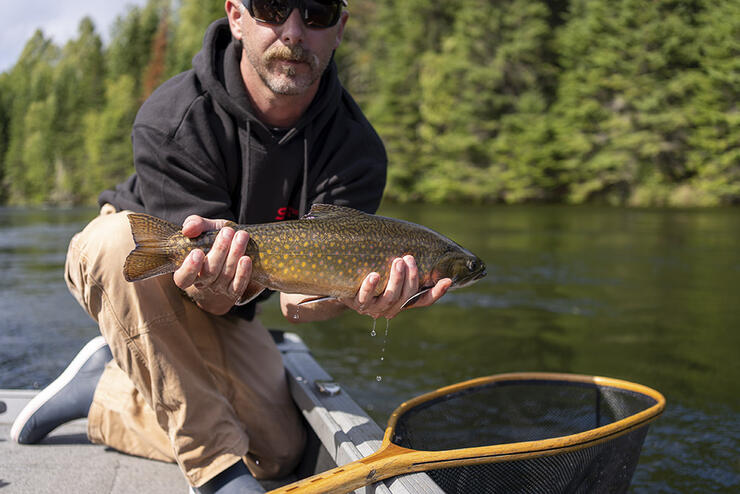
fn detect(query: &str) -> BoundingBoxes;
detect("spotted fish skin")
[124,204,487,300]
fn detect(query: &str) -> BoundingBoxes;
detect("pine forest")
[0,0,737,207]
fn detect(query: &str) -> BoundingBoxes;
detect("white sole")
[10,335,109,443]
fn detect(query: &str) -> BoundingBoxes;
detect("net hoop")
[382,372,666,470]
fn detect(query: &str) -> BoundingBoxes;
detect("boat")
[0,330,444,494]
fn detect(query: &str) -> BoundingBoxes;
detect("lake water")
[1,204,738,492]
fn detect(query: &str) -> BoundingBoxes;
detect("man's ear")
[334,11,349,50]
[226,0,245,41]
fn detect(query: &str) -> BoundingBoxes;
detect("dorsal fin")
[302,203,366,220]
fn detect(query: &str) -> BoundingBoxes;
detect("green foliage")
[415,0,557,203]
[107,0,164,94]
[0,72,10,201]
[1,0,738,206]
[167,0,227,77]
[550,0,739,206]
[3,30,60,204]
[82,75,139,201]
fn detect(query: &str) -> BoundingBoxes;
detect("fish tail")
[123,213,188,282]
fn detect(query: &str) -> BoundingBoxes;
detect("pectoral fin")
[401,288,432,309]
[297,295,338,306]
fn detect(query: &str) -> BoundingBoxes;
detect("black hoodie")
[99,18,387,318]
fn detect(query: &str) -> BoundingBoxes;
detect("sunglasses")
[241,0,347,29]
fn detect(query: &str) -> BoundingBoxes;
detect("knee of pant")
[248,424,307,479]
[74,212,134,278]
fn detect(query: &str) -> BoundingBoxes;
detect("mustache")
[264,44,318,69]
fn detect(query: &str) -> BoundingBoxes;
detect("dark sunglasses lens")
[303,0,342,28]
[251,0,292,24]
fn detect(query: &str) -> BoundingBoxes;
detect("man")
[11,1,451,493]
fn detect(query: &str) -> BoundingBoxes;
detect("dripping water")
[376,318,391,383]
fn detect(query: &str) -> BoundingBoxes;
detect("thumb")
[182,215,206,238]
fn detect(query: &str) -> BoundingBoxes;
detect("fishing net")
[389,374,663,494]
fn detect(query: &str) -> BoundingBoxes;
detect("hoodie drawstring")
[238,119,252,223]
[300,134,309,218]
[278,127,310,218]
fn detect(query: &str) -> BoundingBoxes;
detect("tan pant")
[64,206,305,487]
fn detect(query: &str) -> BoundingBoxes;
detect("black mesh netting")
[391,379,658,494]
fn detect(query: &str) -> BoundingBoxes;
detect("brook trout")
[123,204,486,306]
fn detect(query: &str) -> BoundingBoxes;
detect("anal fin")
[236,282,266,306]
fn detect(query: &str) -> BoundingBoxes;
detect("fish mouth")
[453,267,487,289]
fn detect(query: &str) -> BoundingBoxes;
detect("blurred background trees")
[0,0,737,206]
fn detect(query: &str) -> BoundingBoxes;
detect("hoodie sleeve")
[312,150,387,214]
[309,92,388,214]
[131,123,237,226]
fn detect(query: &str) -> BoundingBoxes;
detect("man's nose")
[279,9,305,45]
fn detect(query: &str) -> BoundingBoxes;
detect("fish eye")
[467,259,478,271]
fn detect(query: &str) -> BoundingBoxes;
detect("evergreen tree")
[50,17,105,203]
[0,0,737,206]
[83,75,139,202]
[334,0,378,97]
[681,0,740,205]
[141,5,171,99]
[167,0,226,76]
[552,0,737,206]
[2,30,59,204]
[0,73,10,201]
[107,0,164,98]
[362,0,456,201]
[416,0,555,202]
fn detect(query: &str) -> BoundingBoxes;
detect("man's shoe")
[196,461,264,494]
[10,336,113,444]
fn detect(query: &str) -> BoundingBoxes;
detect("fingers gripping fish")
[123,204,487,307]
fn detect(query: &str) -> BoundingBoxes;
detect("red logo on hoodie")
[275,206,300,221]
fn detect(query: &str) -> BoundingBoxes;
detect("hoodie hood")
[191,19,348,218]
[192,18,342,145]
[97,19,386,322]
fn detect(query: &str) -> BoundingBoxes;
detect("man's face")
[236,3,347,96]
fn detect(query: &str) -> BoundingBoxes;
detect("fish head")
[429,248,487,289]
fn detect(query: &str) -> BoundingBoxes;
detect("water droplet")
[370,329,376,337]
[380,356,384,361]
[370,318,377,337]
[376,376,382,382]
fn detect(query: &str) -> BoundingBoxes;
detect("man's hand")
[280,255,452,323]
[340,255,452,320]
[173,215,252,315]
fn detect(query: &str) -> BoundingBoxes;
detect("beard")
[246,43,328,95]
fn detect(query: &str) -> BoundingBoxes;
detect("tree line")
[0,0,737,207]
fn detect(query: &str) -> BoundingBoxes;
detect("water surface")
[1,205,738,492]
